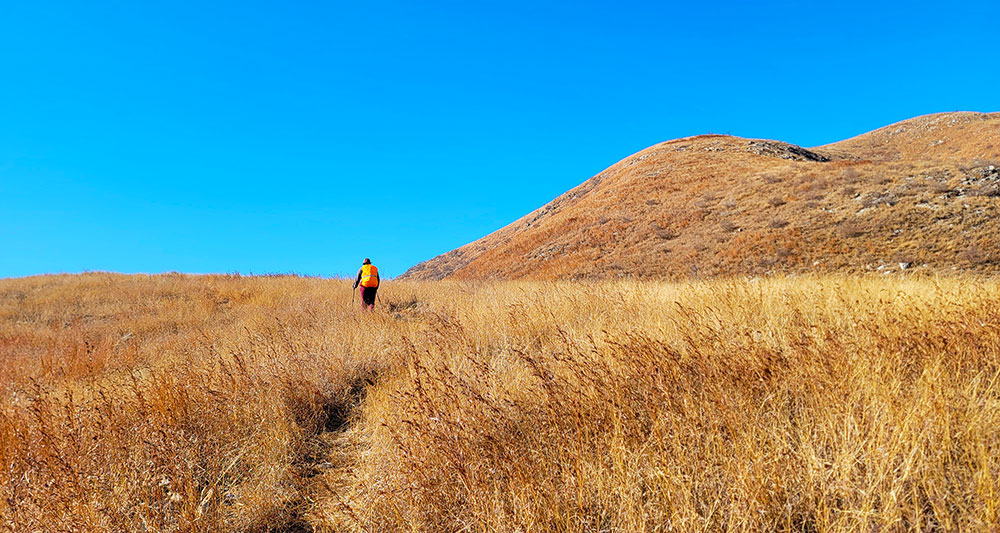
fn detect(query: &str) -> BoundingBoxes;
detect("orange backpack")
[360,264,379,287]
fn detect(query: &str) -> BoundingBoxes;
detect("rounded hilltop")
[401,112,1000,281]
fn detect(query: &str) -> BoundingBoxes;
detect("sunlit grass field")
[2,273,999,531]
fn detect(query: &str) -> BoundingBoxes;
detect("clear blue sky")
[2,1,997,279]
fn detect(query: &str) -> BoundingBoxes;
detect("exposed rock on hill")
[402,112,1000,280]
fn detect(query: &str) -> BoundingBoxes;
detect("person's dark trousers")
[359,286,378,310]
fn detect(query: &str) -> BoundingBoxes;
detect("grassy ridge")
[401,113,1000,282]
[2,274,999,531]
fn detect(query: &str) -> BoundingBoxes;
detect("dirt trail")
[271,397,362,532]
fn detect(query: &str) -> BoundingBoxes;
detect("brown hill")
[401,112,1000,280]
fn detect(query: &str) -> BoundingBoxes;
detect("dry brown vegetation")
[3,273,1000,532]
[401,111,1000,281]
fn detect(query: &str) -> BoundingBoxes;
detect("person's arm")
[353,268,362,289]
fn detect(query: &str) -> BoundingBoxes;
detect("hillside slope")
[401,111,1000,280]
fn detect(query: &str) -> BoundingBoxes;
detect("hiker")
[353,258,380,310]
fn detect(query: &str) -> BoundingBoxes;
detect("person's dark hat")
[363,258,371,265]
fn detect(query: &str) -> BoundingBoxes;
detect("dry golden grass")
[3,273,1000,532]
[0,273,419,531]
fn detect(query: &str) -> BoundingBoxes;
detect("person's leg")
[362,287,376,310]
[369,286,379,310]
[358,286,367,309]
